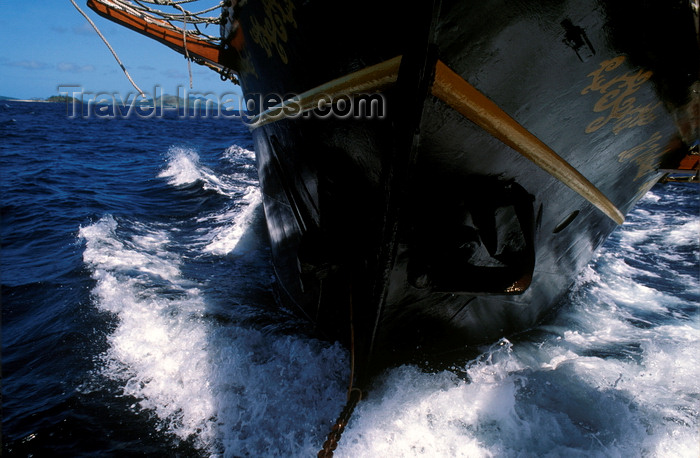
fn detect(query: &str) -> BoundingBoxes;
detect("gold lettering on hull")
[618,131,666,181]
[249,0,297,64]
[581,56,660,134]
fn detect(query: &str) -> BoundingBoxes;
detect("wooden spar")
[86,0,238,72]
[431,60,625,225]
[245,54,625,225]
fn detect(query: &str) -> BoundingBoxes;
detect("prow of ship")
[83,0,699,447]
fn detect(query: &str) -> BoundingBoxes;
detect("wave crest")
[158,146,235,196]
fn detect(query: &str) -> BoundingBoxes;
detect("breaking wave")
[337,185,699,457]
[80,145,699,457]
[157,146,238,196]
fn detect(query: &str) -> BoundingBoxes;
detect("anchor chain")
[317,277,364,457]
[317,388,362,458]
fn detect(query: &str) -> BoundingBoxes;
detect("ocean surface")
[1,100,698,457]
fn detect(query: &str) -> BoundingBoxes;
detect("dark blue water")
[2,101,698,457]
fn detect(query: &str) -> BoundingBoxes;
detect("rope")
[170,2,194,88]
[91,0,223,43]
[76,0,236,90]
[70,0,146,97]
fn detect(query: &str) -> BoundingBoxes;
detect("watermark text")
[57,85,387,123]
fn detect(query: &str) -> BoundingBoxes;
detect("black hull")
[230,0,698,373]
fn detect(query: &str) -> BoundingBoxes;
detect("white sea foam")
[160,143,262,256]
[197,185,263,256]
[220,145,259,187]
[222,144,256,163]
[157,146,237,196]
[666,219,700,247]
[80,214,349,455]
[338,314,699,457]
[334,187,699,457]
[80,160,698,457]
[640,190,662,203]
[80,216,218,448]
[78,141,348,456]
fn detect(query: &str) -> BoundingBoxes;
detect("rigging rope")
[70,0,146,97]
[76,0,234,89]
[90,0,224,43]
[170,1,194,88]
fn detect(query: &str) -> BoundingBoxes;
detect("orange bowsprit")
[86,0,239,73]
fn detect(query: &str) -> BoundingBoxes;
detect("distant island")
[0,95,81,104]
[0,94,222,108]
[47,95,82,104]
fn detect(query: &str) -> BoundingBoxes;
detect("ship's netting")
[91,0,225,43]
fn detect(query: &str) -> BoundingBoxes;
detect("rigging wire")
[72,0,229,91]
[70,0,146,97]
[92,0,223,43]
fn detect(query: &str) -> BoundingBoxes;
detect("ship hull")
[230,0,698,373]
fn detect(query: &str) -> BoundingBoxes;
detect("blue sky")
[0,2,241,99]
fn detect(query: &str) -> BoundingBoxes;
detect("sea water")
[2,101,698,456]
